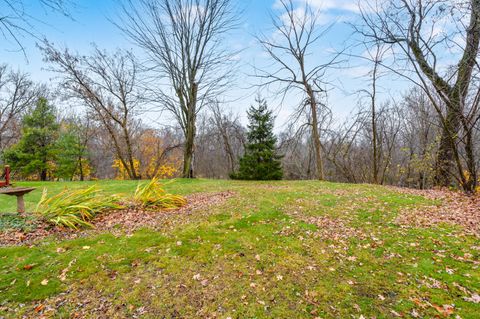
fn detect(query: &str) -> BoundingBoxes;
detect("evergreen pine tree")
[232,97,283,180]
[3,97,59,181]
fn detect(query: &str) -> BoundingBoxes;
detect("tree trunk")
[182,118,196,178]
[371,54,379,184]
[123,125,139,180]
[434,96,461,187]
[78,156,85,181]
[309,94,325,180]
[463,126,477,193]
[221,132,235,175]
[41,153,48,181]
[40,169,47,181]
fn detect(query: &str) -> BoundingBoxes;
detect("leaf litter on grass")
[0,191,235,246]
[392,187,480,236]
[2,182,480,318]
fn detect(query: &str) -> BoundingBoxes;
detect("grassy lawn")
[0,180,479,318]
[0,179,228,213]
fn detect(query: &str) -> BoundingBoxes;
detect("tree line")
[0,0,479,194]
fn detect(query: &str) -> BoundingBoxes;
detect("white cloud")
[307,0,360,13]
[274,0,361,14]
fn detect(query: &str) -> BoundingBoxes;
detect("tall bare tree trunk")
[257,0,336,181]
[309,90,324,180]
[118,0,238,180]
[78,155,84,181]
[183,113,196,178]
[371,52,380,184]
[434,109,460,187]
[123,125,139,180]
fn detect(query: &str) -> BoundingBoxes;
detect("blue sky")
[0,0,406,130]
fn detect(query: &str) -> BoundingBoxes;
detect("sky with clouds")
[0,0,411,130]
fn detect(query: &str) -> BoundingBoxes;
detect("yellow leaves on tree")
[112,129,181,180]
[113,158,140,180]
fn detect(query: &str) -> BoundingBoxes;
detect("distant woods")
[0,0,479,193]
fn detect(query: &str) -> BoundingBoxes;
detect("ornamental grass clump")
[36,186,123,229]
[134,178,187,209]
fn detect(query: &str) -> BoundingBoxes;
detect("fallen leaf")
[445,268,455,275]
[432,304,454,317]
[58,259,77,282]
[34,304,45,313]
[464,293,480,304]
[41,279,49,286]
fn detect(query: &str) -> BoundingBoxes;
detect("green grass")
[0,179,479,318]
[0,179,226,213]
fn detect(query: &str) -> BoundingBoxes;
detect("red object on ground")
[0,165,10,187]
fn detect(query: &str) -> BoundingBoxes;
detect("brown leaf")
[23,264,34,271]
[34,304,45,313]
[432,304,454,317]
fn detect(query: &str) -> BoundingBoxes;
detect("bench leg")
[17,195,25,213]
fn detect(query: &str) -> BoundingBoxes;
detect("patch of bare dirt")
[391,187,480,237]
[0,191,235,246]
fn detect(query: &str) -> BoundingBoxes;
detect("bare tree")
[400,87,439,189]
[257,0,340,180]
[324,99,401,185]
[41,42,144,180]
[360,44,386,184]
[208,100,242,176]
[192,108,245,179]
[323,118,363,183]
[0,66,39,152]
[358,0,480,193]
[117,0,238,178]
[0,0,71,55]
[278,127,317,180]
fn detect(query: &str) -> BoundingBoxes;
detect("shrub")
[134,178,187,209]
[36,186,123,229]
